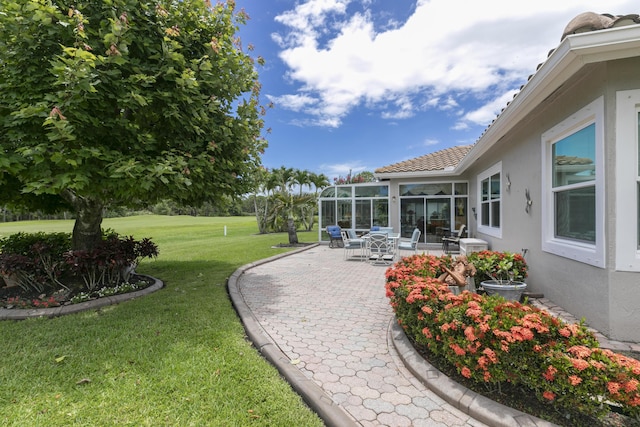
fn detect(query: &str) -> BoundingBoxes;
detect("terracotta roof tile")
[375,144,473,174]
[562,12,639,40]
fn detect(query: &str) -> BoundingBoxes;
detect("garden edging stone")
[389,320,558,427]
[0,275,163,320]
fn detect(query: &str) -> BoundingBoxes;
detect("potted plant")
[467,250,528,301]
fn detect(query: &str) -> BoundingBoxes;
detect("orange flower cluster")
[385,253,640,420]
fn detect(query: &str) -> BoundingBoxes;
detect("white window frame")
[477,162,502,238]
[541,97,605,268]
[615,89,640,271]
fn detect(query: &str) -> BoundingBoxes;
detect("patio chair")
[326,225,343,248]
[368,233,395,265]
[341,230,365,260]
[442,224,466,253]
[398,228,421,255]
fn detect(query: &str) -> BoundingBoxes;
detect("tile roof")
[561,12,639,40]
[375,144,473,174]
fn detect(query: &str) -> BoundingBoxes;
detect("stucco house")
[318,12,640,342]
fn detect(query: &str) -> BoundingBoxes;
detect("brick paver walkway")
[237,245,486,427]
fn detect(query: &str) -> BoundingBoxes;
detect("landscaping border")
[0,275,163,320]
[389,320,558,427]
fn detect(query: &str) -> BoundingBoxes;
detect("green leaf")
[0,0,265,217]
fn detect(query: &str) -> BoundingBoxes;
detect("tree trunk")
[61,190,104,251]
[254,195,267,234]
[287,217,298,244]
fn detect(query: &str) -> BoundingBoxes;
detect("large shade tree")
[0,0,266,250]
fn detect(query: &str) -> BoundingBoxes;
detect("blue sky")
[234,0,636,180]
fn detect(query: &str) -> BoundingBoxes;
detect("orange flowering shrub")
[386,254,640,420]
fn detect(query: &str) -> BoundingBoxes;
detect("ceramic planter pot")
[480,280,527,301]
[449,276,477,295]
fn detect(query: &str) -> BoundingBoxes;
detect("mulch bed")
[0,274,155,308]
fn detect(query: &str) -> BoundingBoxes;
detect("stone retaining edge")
[388,320,558,427]
[0,275,164,320]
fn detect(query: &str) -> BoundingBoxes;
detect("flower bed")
[0,231,158,308]
[386,254,640,421]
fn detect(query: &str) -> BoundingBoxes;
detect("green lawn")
[0,215,324,427]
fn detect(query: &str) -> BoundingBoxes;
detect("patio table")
[361,232,400,260]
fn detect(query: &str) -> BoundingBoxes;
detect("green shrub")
[0,231,70,256]
[466,250,528,282]
[0,231,157,294]
[64,235,158,291]
[0,232,72,292]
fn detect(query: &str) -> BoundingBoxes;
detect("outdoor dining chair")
[326,225,343,248]
[341,230,365,260]
[367,233,395,265]
[398,228,421,255]
[442,224,466,253]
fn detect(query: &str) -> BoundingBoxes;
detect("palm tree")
[253,167,330,241]
[293,169,313,230]
[293,169,311,196]
[305,172,330,231]
[251,167,271,234]
[269,166,299,244]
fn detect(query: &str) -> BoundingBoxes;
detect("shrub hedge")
[0,231,157,295]
[386,254,640,420]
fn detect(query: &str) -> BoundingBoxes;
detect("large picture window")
[542,97,604,268]
[477,163,502,238]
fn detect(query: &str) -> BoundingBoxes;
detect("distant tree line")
[0,198,248,223]
[1,168,377,247]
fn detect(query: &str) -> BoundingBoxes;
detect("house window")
[542,97,604,268]
[615,90,640,271]
[551,123,596,243]
[477,163,502,238]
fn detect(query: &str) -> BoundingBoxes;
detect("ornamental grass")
[386,253,640,421]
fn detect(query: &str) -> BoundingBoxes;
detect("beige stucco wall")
[468,58,640,341]
[602,57,640,341]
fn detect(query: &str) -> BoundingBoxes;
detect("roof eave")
[375,168,460,180]
[456,25,640,172]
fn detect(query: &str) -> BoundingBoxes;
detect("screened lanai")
[317,183,389,243]
[317,181,469,246]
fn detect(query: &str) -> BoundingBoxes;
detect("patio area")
[230,244,640,426]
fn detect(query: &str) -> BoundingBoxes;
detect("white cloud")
[423,139,439,147]
[272,0,637,129]
[381,95,415,119]
[457,89,520,128]
[268,93,318,111]
[424,95,458,111]
[320,162,368,181]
